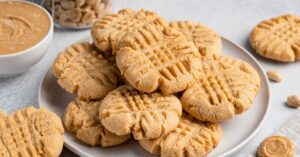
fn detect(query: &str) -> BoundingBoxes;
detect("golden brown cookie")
[169,21,222,57]
[0,110,5,118]
[116,24,202,95]
[139,113,222,157]
[0,107,64,157]
[257,136,295,157]
[99,85,182,140]
[91,8,167,54]
[63,98,130,147]
[250,14,300,62]
[181,56,260,122]
[53,42,120,100]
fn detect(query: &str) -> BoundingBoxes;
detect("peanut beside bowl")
[0,1,53,78]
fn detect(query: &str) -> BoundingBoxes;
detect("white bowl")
[0,1,53,78]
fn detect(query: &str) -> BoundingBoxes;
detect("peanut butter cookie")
[169,21,222,57]
[91,8,167,54]
[181,56,260,122]
[257,136,295,157]
[0,107,64,157]
[250,14,300,62]
[139,113,222,157]
[99,85,182,140]
[53,42,120,100]
[116,24,201,95]
[0,110,5,118]
[63,98,130,147]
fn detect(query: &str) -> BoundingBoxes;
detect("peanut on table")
[267,70,282,82]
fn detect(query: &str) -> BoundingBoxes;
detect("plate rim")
[217,37,271,157]
[38,36,271,157]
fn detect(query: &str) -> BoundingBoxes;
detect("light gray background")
[1,0,300,156]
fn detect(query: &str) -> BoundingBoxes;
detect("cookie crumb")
[287,95,300,108]
[267,71,282,82]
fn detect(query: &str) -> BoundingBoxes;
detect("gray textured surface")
[1,0,300,156]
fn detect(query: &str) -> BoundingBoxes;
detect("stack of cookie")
[52,8,260,157]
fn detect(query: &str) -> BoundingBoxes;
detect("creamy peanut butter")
[0,1,50,55]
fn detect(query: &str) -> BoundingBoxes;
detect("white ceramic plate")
[38,37,270,157]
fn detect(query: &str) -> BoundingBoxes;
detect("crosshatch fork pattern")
[257,15,300,44]
[92,8,167,53]
[250,14,300,62]
[53,42,118,77]
[99,85,182,140]
[117,25,201,95]
[181,56,260,122]
[169,21,222,57]
[52,42,119,100]
[139,114,221,157]
[0,107,64,157]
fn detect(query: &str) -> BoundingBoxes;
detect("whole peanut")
[87,0,97,6]
[287,95,300,108]
[54,5,63,18]
[81,4,92,12]
[96,3,111,18]
[267,71,282,82]
[59,8,82,23]
[61,0,75,9]
[75,0,86,7]
[92,0,101,13]
[82,10,95,24]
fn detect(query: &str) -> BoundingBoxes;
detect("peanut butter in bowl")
[0,1,51,55]
[0,0,53,77]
